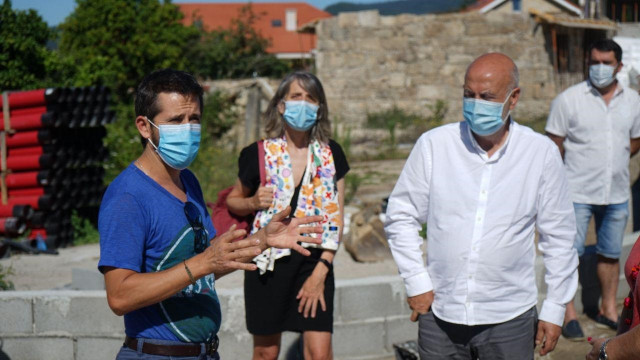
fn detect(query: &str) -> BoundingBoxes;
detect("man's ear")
[135,116,151,140]
[508,87,521,110]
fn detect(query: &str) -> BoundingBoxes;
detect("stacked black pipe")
[0,87,111,250]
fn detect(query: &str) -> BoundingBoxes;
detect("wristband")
[318,258,333,272]
[183,260,196,285]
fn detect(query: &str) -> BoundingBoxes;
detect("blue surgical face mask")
[147,118,201,170]
[463,91,513,136]
[283,100,319,132]
[589,64,616,89]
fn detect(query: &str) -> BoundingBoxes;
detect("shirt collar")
[585,79,624,97]
[464,117,515,163]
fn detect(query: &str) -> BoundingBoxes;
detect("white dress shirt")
[545,81,640,205]
[384,120,578,327]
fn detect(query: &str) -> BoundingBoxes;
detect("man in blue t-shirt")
[98,69,323,360]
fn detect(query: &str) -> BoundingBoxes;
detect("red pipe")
[0,106,48,119]
[8,194,54,210]
[4,171,49,188]
[0,204,32,218]
[6,129,51,148]
[28,228,47,239]
[6,153,54,171]
[0,88,62,109]
[9,187,46,197]
[8,146,46,157]
[0,112,56,131]
[0,217,26,235]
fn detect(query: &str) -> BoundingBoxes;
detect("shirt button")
[468,275,473,279]
[473,247,478,252]
[477,217,482,222]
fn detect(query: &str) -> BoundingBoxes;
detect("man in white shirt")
[385,53,578,359]
[545,39,640,340]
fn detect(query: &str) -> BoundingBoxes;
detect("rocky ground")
[0,159,626,359]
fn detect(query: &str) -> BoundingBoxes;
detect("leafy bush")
[188,5,290,80]
[71,210,100,245]
[366,100,447,151]
[0,263,14,291]
[366,106,420,149]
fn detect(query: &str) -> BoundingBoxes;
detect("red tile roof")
[178,2,332,56]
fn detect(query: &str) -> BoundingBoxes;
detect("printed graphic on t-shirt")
[152,224,221,342]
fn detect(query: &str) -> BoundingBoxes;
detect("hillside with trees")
[325,0,474,15]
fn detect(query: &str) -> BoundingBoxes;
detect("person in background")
[98,69,323,360]
[385,53,578,359]
[586,235,640,359]
[545,39,640,340]
[226,71,349,360]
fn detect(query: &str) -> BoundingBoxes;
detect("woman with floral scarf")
[226,71,349,360]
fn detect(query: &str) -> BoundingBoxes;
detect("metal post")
[245,86,261,146]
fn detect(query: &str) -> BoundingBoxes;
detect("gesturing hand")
[263,206,323,256]
[586,337,607,360]
[252,186,274,210]
[408,291,434,322]
[535,320,561,356]
[202,225,262,275]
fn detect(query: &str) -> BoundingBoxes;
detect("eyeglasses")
[184,201,207,254]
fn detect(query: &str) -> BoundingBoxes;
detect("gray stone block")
[33,291,123,335]
[71,268,105,290]
[337,277,406,322]
[0,297,32,334]
[333,319,387,357]
[384,316,418,352]
[279,332,302,360]
[0,337,74,360]
[76,337,123,360]
[217,329,253,359]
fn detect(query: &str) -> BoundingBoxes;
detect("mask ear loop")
[501,89,515,122]
[145,117,160,151]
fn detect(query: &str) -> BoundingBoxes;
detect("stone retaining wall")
[314,11,559,154]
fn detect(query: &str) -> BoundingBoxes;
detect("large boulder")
[343,204,392,262]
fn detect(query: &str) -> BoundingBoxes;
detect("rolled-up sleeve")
[535,143,579,326]
[545,93,569,138]
[385,135,433,297]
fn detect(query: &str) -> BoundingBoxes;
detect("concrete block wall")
[215,276,414,360]
[1,231,638,359]
[0,278,415,360]
[0,291,123,360]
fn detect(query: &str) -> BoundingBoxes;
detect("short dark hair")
[589,39,623,63]
[134,69,203,146]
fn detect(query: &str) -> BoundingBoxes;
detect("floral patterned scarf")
[250,136,341,274]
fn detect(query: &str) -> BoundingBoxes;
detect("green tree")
[58,0,201,101]
[58,0,202,181]
[0,0,53,89]
[189,5,289,79]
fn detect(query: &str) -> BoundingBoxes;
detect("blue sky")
[13,0,388,26]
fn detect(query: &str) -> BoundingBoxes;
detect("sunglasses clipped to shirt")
[184,201,208,254]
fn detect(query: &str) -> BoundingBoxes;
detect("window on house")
[272,19,282,27]
[286,9,297,31]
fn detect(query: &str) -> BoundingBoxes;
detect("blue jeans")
[573,201,629,259]
[115,338,220,360]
